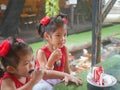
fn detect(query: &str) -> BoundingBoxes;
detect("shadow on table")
[87,83,111,90]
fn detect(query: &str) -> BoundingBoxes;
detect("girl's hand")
[50,48,62,62]
[63,74,83,86]
[46,48,62,69]
[31,69,44,84]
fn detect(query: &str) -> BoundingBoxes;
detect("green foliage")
[45,0,59,17]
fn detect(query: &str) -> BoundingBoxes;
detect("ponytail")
[38,24,45,38]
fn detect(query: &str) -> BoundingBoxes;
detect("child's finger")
[70,78,79,85]
[73,78,83,85]
[63,76,69,86]
[78,78,83,85]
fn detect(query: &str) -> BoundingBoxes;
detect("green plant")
[45,0,59,17]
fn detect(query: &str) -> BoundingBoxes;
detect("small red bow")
[62,18,68,25]
[40,16,50,25]
[16,38,24,43]
[0,40,10,56]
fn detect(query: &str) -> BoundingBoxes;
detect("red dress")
[0,72,30,89]
[36,45,67,72]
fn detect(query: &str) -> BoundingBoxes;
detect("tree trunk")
[0,0,25,38]
[92,0,102,66]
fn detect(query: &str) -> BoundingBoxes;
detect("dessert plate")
[87,73,117,87]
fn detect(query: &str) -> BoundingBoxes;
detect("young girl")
[0,37,82,90]
[36,14,71,85]
[37,15,70,73]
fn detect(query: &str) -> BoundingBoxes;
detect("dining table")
[53,54,120,90]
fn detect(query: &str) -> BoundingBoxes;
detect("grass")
[30,23,120,54]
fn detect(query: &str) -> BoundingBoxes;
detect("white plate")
[87,73,117,87]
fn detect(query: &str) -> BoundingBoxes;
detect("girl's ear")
[6,66,17,74]
[44,32,50,40]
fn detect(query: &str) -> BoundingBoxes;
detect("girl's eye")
[56,34,60,37]
[24,62,29,65]
[24,59,34,65]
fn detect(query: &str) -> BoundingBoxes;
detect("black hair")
[37,14,68,38]
[0,37,33,77]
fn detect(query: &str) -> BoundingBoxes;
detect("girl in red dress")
[36,14,71,85]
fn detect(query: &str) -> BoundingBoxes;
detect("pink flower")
[40,16,50,25]
[0,40,10,56]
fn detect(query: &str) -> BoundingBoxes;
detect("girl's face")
[48,25,67,49]
[15,52,35,77]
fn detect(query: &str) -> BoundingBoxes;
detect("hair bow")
[62,18,68,25]
[16,38,24,43]
[40,16,50,25]
[0,40,10,56]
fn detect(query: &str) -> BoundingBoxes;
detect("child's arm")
[43,70,82,86]
[46,48,62,69]
[37,49,62,70]
[37,49,48,68]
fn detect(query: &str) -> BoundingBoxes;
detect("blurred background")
[0,0,119,41]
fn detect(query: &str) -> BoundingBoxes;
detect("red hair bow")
[0,40,10,56]
[62,18,68,25]
[40,16,50,25]
[16,38,24,43]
